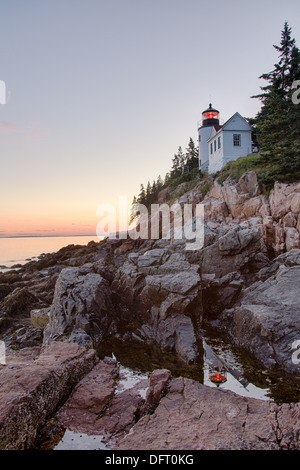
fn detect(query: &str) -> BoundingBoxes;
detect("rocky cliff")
[0,171,299,450]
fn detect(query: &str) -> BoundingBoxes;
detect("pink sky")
[1,1,298,238]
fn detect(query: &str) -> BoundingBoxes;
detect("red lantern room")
[202,103,220,127]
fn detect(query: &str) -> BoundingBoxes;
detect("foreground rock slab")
[219,259,300,373]
[0,342,98,450]
[1,345,299,451]
[116,376,300,450]
[52,358,149,447]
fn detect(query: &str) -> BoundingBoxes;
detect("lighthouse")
[198,103,220,172]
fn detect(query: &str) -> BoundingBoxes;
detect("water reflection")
[98,333,300,404]
[54,430,108,451]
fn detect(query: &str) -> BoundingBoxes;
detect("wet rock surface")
[218,257,300,373]
[0,172,299,449]
[0,342,98,450]
[116,375,300,450]
[32,358,300,451]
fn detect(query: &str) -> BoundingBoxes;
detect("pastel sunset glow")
[1,1,299,238]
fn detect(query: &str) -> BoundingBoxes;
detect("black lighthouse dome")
[201,103,220,127]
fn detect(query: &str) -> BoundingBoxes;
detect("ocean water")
[0,235,102,271]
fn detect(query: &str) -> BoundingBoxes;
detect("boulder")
[116,376,300,450]
[275,249,300,266]
[56,357,119,432]
[218,227,261,255]
[0,342,98,450]
[112,247,203,363]
[283,212,297,228]
[136,267,202,363]
[5,326,44,349]
[202,198,229,223]
[269,181,300,220]
[0,287,39,319]
[285,227,300,251]
[219,263,300,373]
[142,271,201,298]
[194,226,265,278]
[202,272,243,319]
[203,176,300,255]
[273,222,286,254]
[140,369,172,415]
[137,312,199,364]
[241,195,271,219]
[30,308,50,329]
[43,266,116,347]
[54,357,147,444]
[136,248,168,269]
[0,284,12,302]
[209,172,260,218]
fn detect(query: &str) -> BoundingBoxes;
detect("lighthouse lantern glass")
[203,110,219,121]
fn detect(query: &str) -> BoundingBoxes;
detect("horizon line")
[0,234,102,239]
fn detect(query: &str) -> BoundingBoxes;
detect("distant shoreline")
[0,234,100,239]
[0,235,103,271]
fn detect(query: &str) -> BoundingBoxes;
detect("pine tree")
[150,180,157,205]
[177,146,185,168]
[156,175,164,192]
[252,22,300,185]
[255,22,296,100]
[290,45,300,85]
[164,172,170,186]
[129,195,139,224]
[137,184,146,206]
[171,152,181,178]
[185,138,199,170]
[145,181,152,206]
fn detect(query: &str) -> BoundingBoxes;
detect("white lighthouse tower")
[198,103,220,172]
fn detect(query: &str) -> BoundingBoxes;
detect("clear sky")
[1,0,300,237]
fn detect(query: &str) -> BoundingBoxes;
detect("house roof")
[202,103,220,114]
[208,112,251,142]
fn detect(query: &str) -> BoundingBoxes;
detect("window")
[233,134,241,147]
[210,143,213,154]
[214,140,217,152]
[218,136,221,149]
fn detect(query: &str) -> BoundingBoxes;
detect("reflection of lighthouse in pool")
[203,340,228,387]
[209,369,227,386]
[198,103,220,172]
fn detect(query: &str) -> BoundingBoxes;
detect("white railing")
[197,118,224,129]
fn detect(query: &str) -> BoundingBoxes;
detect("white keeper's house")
[198,103,254,174]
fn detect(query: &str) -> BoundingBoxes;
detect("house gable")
[221,112,251,132]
